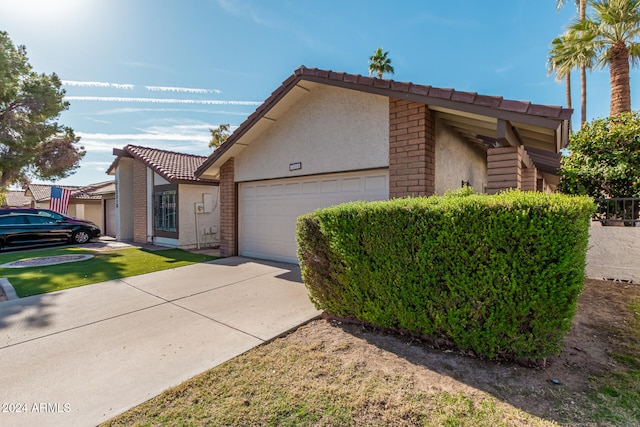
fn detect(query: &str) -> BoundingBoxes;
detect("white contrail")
[62,81,135,90]
[144,86,222,94]
[66,96,261,106]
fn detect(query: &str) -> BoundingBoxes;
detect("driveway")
[0,257,321,427]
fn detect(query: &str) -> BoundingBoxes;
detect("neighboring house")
[2,190,31,208]
[195,66,571,264]
[107,145,220,249]
[24,181,116,236]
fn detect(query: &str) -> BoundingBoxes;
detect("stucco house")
[24,181,116,236]
[108,145,220,249]
[195,66,571,264]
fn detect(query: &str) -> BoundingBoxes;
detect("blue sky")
[1,0,638,186]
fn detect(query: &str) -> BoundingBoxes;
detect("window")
[153,185,178,237]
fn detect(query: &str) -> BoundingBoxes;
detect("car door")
[24,215,71,242]
[0,214,29,245]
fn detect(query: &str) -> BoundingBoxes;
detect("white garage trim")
[239,169,389,264]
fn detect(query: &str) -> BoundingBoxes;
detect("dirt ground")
[284,278,640,422]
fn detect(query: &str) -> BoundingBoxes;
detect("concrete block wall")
[586,223,640,283]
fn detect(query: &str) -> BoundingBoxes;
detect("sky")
[1,0,638,187]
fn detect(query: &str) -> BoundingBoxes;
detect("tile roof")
[26,181,115,202]
[3,190,31,207]
[108,145,217,184]
[196,66,572,178]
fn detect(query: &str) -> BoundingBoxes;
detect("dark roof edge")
[195,66,573,177]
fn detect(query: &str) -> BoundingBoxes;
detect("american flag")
[49,186,72,214]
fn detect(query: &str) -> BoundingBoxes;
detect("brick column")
[132,160,148,243]
[521,167,538,192]
[486,146,523,194]
[388,99,436,198]
[219,158,237,257]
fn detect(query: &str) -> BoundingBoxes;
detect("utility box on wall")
[203,193,213,213]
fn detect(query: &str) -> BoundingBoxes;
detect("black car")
[0,212,101,249]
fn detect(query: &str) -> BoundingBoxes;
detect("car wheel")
[71,230,91,244]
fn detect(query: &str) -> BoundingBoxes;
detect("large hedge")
[296,190,595,361]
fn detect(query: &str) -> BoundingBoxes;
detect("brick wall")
[521,167,538,192]
[486,146,522,194]
[132,160,148,243]
[219,158,237,257]
[388,98,436,198]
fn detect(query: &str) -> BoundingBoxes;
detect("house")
[107,145,220,249]
[2,190,31,208]
[195,66,571,264]
[24,181,117,236]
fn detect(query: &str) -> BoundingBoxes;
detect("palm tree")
[557,0,588,126]
[568,0,640,116]
[209,124,230,149]
[368,48,394,79]
[548,35,574,112]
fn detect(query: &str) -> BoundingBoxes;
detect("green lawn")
[0,247,217,297]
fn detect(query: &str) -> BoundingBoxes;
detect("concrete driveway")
[0,257,321,427]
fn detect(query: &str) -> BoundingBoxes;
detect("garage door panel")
[239,170,388,263]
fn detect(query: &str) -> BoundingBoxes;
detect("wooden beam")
[496,120,520,147]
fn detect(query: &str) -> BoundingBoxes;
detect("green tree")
[559,111,640,198]
[368,48,394,79]
[208,123,230,149]
[0,31,84,189]
[566,0,640,116]
[557,0,588,126]
[548,35,574,112]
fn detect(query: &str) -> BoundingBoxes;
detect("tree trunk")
[579,0,586,127]
[609,41,631,116]
[566,73,573,134]
[580,64,587,126]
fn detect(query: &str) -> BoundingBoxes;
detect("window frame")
[153,184,179,238]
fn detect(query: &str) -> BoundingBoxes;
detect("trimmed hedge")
[296,190,595,361]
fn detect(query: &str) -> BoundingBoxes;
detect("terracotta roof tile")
[4,191,31,207]
[500,99,531,113]
[428,87,454,100]
[474,94,503,107]
[527,104,563,118]
[408,83,431,96]
[451,91,477,103]
[123,145,217,183]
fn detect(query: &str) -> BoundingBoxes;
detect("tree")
[208,123,230,149]
[566,0,640,116]
[558,112,640,198]
[548,35,574,112]
[557,0,588,126]
[368,48,395,79]
[0,31,84,189]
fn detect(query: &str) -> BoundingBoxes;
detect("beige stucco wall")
[235,85,389,182]
[176,184,220,249]
[115,157,134,241]
[434,119,488,195]
[586,223,640,283]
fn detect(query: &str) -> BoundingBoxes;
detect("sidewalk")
[0,256,321,427]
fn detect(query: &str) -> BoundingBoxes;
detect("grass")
[0,247,217,297]
[103,335,554,427]
[101,286,640,427]
[587,299,640,425]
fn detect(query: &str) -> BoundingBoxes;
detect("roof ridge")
[125,144,208,160]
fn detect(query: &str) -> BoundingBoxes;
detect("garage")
[239,170,388,263]
[104,198,116,237]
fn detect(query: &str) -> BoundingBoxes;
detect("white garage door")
[105,198,116,237]
[239,170,389,263]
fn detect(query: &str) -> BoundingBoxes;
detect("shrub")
[296,190,595,361]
